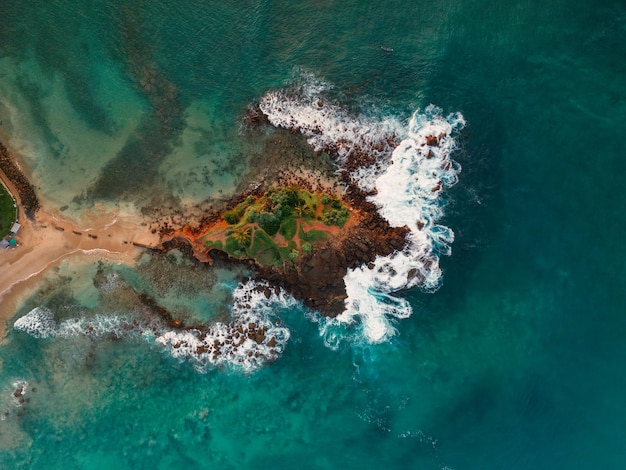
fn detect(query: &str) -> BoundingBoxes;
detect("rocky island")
[162,182,409,316]
[153,96,460,322]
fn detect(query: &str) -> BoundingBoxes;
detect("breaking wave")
[259,73,404,192]
[260,76,465,345]
[13,281,295,372]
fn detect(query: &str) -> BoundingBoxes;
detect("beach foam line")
[259,75,465,345]
[13,280,295,372]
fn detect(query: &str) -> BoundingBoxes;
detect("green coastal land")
[200,186,350,267]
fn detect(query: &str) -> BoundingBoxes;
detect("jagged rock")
[426,135,441,146]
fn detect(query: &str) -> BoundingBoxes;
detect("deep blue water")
[1,0,626,468]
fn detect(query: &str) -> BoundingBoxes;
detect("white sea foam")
[13,307,57,338]
[12,280,295,372]
[259,74,403,190]
[259,76,465,345]
[155,280,293,372]
[324,107,464,344]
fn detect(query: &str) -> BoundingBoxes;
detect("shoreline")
[0,142,159,338]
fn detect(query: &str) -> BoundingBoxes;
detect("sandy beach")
[0,163,159,337]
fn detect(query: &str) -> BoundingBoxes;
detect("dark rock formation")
[161,237,196,260]
[137,292,186,329]
[169,181,409,317]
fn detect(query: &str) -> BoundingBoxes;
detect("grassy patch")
[248,230,276,258]
[277,246,293,260]
[299,225,329,243]
[204,186,350,265]
[204,239,223,250]
[279,217,297,240]
[277,241,299,262]
[224,236,245,256]
[0,184,16,237]
[248,230,282,265]
[225,187,324,229]
[258,247,281,266]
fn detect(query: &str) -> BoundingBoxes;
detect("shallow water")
[1,0,626,468]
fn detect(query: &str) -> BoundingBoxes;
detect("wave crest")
[13,280,295,372]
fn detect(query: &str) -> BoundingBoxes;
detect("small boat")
[380,46,394,52]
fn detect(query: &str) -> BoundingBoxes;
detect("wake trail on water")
[260,74,466,346]
[13,279,294,372]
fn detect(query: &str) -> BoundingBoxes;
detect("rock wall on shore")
[0,141,40,218]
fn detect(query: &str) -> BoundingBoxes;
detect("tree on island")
[293,201,314,218]
[230,226,252,247]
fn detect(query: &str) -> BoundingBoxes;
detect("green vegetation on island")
[0,183,17,238]
[202,186,350,266]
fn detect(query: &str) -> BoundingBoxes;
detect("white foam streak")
[332,106,464,344]
[13,307,57,338]
[13,280,296,372]
[156,281,294,372]
[370,112,462,231]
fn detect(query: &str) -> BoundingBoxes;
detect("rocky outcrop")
[256,195,408,316]
[155,118,413,317]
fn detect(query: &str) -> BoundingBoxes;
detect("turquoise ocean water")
[1,0,626,468]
